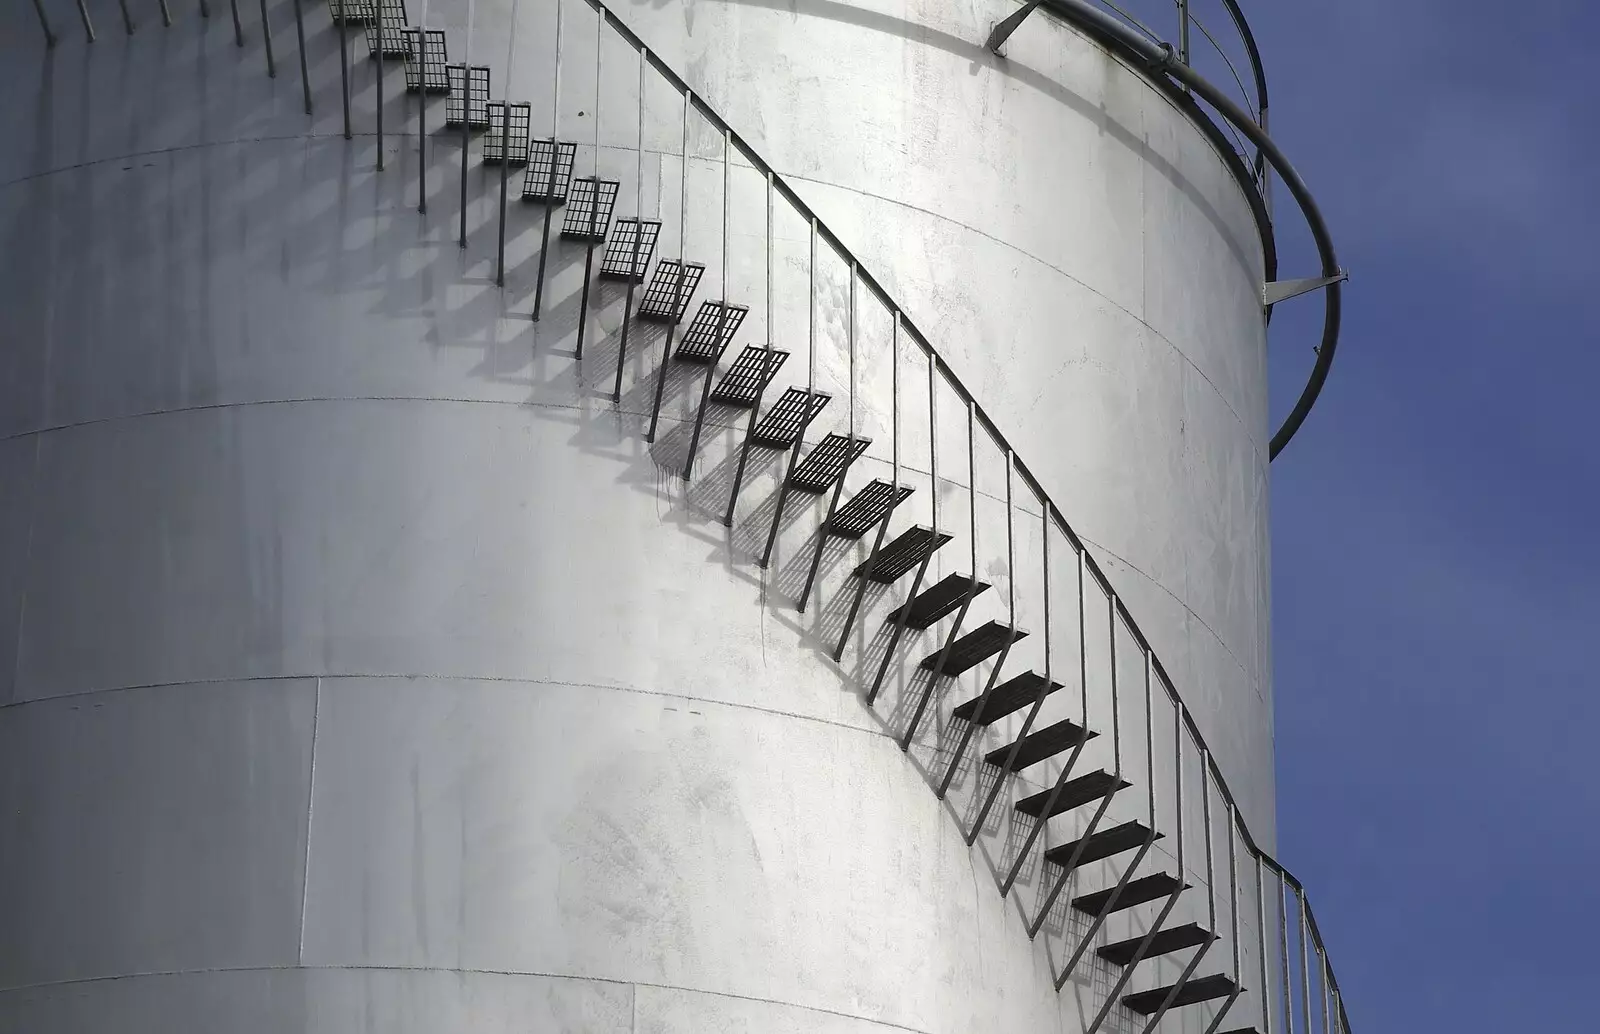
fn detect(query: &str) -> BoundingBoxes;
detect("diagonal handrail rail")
[583,0,1352,1027]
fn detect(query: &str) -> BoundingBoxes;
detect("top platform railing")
[1097,0,1270,199]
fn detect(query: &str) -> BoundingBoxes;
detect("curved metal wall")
[0,1,1273,1032]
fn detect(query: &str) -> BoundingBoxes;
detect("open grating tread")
[363,0,409,56]
[952,670,1063,724]
[1098,922,1213,967]
[402,28,449,91]
[789,434,871,493]
[444,65,490,126]
[982,718,1095,769]
[561,178,620,241]
[598,219,662,280]
[855,526,952,582]
[637,260,705,323]
[674,301,748,363]
[1015,770,1130,818]
[709,346,789,407]
[483,102,532,163]
[1122,974,1239,1016]
[520,139,578,201]
[919,620,1024,677]
[750,388,830,448]
[1043,820,1159,869]
[1072,872,1187,917]
[887,573,990,629]
[829,481,913,539]
[328,0,377,25]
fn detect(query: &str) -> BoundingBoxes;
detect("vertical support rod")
[257,0,275,76]
[1298,890,1314,1034]
[375,0,384,167]
[797,478,847,612]
[31,0,56,48]
[1135,754,1216,1034]
[934,627,1015,798]
[1258,855,1273,1034]
[1178,0,1191,65]
[966,400,977,580]
[76,0,96,42]
[200,0,210,18]
[962,509,1051,844]
[721,171,774,525]
[890,314,899,486]
[613,48,648,401]
[532,5,564,314]
[417,30,428,211]
[229,0,241,45]
[999,545,1089,893]
[644,88,690,443]
[864,552,930,700]
[117,0,133,35]
[680,304,729,477]
[928,349,938,533]
[680,125,731,479]
[1280,872,1295,1034]
[848,262,857,438]
[532,3,564,311]
[1320,944,1333,1034]
[576,5,602,351]
[759,439,803,570]
[495,101,510,286]
[339,0,353,140]
[833,514,892,662]
[159,0,172,27]
[293,0,312,114]
[899,591,975,751]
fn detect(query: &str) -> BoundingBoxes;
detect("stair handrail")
[582,0,1351,1028]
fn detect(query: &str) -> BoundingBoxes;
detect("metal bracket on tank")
[1263,271,1347,307]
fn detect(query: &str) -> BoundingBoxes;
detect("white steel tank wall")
[0,1,1273,1033]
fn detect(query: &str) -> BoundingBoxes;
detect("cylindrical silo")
[0,0,1333,1032]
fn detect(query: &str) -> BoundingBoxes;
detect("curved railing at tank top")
[1025,0,1341,462]
[18,0,1353,1029]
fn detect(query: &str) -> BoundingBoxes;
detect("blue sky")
[1250,1,1598,1030]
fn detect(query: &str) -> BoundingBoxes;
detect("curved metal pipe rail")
[1030,0,1341,460]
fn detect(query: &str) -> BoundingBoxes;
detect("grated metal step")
[789,434,871,493]
[674,301,748,363]
[520,139,577,201]
[920,620,1024,678]
[750,388,830,448]
[636,260,705,324]
[855,526,952,583]
[709,346,789,408]
[829,480,913,539]
[560,177,621,241]
[598,219,661,280]
[952,670,1063,724]
[1043,820,1158,869]
[1122,974,1239,1016]
[982,718,1095,769]
[1015,770,1129,819]
[1098,922,1213,967]
[887,572,990,629]
[1072,872,1187,916]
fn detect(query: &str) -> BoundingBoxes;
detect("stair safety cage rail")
[18,0,1354,1030]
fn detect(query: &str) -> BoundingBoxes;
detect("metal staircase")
[19,2,1353,1032]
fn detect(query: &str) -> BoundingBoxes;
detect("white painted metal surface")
[0,0,1275,1031]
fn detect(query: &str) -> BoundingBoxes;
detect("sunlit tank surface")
[0,0,1275,1031]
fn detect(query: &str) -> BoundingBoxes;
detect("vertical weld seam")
[298,675,323,964]
[9,435,43,703]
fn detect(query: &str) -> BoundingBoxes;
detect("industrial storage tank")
[0,0,1349,1032]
